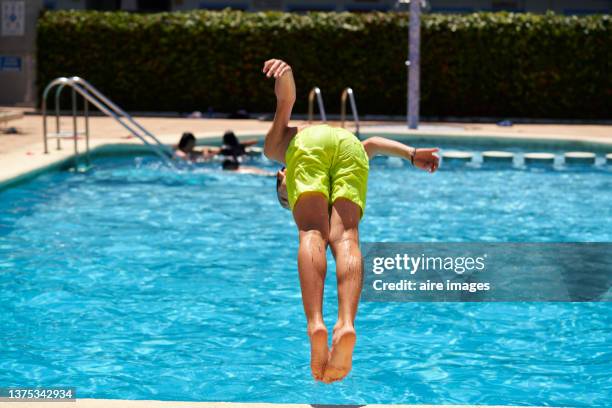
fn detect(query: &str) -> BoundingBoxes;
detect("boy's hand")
[263,59,292,78]
[413,148,440,173]
[263,59,296,103]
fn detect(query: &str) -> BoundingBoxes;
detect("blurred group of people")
[174,130,270,175]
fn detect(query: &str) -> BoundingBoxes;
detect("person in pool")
[174,132,205,161]
[219,130,258,170]
[262,59,440,383]
[174,131,270,175]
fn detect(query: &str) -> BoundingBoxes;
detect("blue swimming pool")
[1,147,611,407]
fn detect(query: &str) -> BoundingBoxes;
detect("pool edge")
[2,129,611,192]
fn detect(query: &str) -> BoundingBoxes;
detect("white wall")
[0,0,44,105]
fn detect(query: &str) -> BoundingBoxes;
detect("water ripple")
[0,155,610,406]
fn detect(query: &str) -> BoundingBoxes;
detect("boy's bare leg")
[323,198,362,383]
[292,192,331,381]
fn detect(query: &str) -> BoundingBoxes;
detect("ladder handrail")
[70,77,172,156]
[72,83,173,165]
[340,87,360,138]
[42,77,174,167]
[49,77,171,156]
[43,77,74,155]
[307,87,327,123]
[52,81,91,157]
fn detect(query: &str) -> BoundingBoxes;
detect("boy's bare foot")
[308,322,329,381]
[322,324,356,383]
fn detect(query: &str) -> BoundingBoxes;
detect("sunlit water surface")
[1,151,611,407]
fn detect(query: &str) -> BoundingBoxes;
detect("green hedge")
[37,10,611,119]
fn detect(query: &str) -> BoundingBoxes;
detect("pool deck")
[0,401,550,408]
[0,108,611,186]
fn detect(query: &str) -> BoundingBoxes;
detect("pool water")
[0,152,611,407]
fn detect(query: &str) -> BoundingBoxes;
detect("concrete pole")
[408,0,421,129]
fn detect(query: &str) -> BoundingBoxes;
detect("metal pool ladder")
[307,87,360,138]
[42,76,174,168]
[307,87,327,123]
[340,87,360,138]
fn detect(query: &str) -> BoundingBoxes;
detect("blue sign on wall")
[0,56,21,72]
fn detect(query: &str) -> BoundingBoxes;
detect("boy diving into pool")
[262,59,439,383]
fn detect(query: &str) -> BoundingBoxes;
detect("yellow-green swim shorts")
[285,124,369,216]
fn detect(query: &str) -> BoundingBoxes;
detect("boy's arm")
[362,136,440,173]
[241,139,260,147]
[262,59,298,164]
